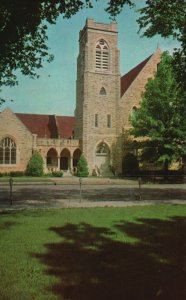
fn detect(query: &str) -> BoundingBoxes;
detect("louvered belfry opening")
[95,39,109,71]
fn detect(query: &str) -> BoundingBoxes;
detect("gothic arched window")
[95,39,109,71]
[0,137,17,164]
[100,87,107,95]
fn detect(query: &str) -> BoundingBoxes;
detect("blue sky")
[0,0,178,116]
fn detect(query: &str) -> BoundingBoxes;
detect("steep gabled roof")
[121,54,152,97]
[16,113,75,139]
[56,116,75,138]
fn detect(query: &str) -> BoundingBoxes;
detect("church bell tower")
[75,18,120,174]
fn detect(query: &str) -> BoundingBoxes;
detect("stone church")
[0,19,161,175]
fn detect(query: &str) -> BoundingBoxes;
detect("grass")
[0,205,186,300]
[0,176,53,183]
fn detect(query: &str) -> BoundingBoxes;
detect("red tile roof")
[121,54,152,97]
[16,113,75,139]
[56,116,75,139]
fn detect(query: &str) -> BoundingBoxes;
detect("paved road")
[0,178,185,210]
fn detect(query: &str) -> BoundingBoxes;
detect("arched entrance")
[95,142,110,175]
[47,148,58,170]
[60,148,70,171]
[73,148,81,168]
[122,153,139,175]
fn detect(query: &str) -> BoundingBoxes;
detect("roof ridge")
[122,54,152,78]
[16,112,54,117]
[16,112,74,118]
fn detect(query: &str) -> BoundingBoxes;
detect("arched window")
[96,142,109,155]
[107,114,111,128]
[95,39,109,71]
[0,137,16,164]
[95,114,98,127]
[100,87,107,95]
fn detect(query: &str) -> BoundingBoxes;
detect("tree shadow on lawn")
[33,216,186,300]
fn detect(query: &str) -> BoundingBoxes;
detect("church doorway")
[73,148,81,168]
[60,148,70,171]
[95,142,110,175]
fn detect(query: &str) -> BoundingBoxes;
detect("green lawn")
[0,176,53,183]
[0,205,186,300]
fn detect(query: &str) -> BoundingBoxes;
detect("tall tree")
[0,0,133,104]
[137,0,186,90]
[0,0,185,104]
[130,52,186,170]
[0,0,92,103]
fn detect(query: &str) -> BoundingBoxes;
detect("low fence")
[0,176,185,207]
[123,170,185,184]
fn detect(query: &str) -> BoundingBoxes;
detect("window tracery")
[0,137,16,164]
[95,39,109,71]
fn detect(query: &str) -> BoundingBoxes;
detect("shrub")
[10,171,25,177]
[122,153,139,175]
[52,171,63,177]
[26,151,44,176]
[77,154,89,177]
[0,172,10,177]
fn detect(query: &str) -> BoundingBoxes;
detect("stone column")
[32,134,37,151]
[57,157,60,171]
[70,156,73,172]
[44,157,48,173]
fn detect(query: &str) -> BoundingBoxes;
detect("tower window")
[95,40,109,71]
[107,115,111,128]
[0,137,17,164]
[100,87,107,95]
[95,114,98,127]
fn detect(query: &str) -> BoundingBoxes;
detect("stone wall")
[0,108,33,172]
[75,18,121,174]
[119,48,161,131]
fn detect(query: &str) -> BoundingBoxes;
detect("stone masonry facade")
[0,19,161,175]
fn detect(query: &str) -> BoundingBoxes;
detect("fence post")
[138,177,141,200]
[9,177,13,205]
[79,177,82,203]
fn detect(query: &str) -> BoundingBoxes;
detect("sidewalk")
[1,199,186,212]
[0,177,185,211]
[1,176,186,187]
